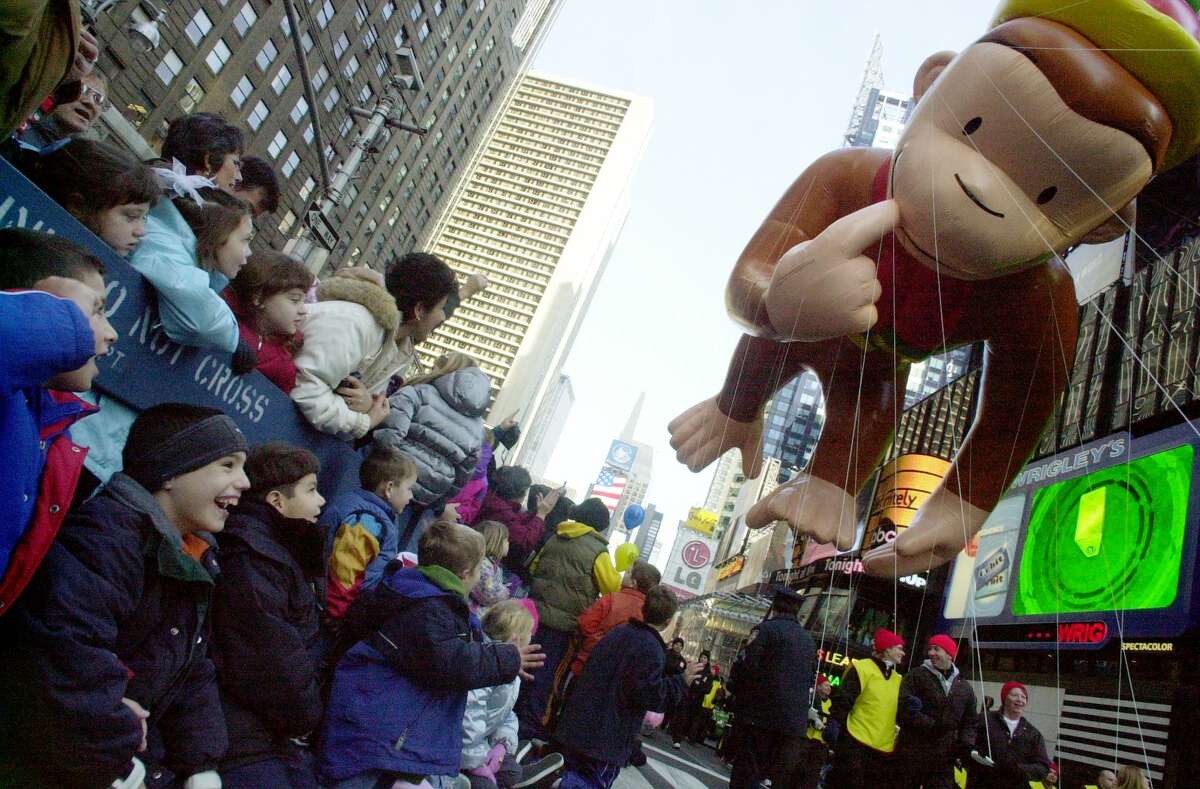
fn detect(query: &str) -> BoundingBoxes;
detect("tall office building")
[633,504,663,563]
[92,0,560,258]
[585,394,654,538]
[704,450,745,543]
[520,373,574,479]
[420,73,653,427]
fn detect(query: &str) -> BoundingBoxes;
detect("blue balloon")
[623,504,646,530]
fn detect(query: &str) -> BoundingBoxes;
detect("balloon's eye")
[1036,186,1058,205]
[963,117,982,135]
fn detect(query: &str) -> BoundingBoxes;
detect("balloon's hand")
[746,473,857,550]
[862,488,988,578]
[764,200,898,341]
[668,396,764,478]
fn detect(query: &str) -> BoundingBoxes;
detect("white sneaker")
[673,741,681,750]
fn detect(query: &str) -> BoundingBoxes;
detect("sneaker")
[512,752,565,788]
[628,747,647,767]
[515,739,534,763]
[673,741,681,750]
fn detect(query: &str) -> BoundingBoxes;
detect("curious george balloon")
[669,0,1200,577]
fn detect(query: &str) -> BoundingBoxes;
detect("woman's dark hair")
[570,498,611,532]
[19,139,160,232]
[526,484,551,514]
[236,155,280,213]
[544,495,574,532]
[385,251,459,322]
[491,466,532,503]
[162,112,244,175]
[173,188,250,272]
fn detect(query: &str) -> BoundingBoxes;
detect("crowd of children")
[0,41,705,787]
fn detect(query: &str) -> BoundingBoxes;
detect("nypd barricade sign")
[0,157,361,495]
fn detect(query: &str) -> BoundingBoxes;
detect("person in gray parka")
[371,352,490,509]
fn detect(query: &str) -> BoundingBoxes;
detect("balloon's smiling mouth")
[955,173,1006,218]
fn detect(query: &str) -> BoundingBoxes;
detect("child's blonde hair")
[481,599,535,643]
[478,520,509,561]
[418,519,485,576]
[405,351,477,387]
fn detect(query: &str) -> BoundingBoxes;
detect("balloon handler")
[669,0,1200,577]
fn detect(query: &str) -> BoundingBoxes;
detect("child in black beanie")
[0,403,248,789]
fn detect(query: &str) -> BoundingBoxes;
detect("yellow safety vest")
[846,658,901,753]
[807,697,833,741]
[703,681,721,709]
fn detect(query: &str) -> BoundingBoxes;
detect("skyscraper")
[519,373,574,479]
[634,505,663,563]
[586,393,653,538]
[420,73,653,429]
[90,0,562,260]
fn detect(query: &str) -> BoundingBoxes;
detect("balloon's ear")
[913,51,956,101]
[1078,199,1136,245]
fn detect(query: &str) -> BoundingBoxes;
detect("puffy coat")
[372,366,489,506]
[210,500,324,771]
[556,620,687,765]
[291,277,416,440]
[571,586,646,675]
[732,616,817,734]
[460,640,521,769]
[896,660,978,767]
[967,710,1053,789]
[469,555,511,615]
[0,1,80,138]
[0,290,95,612]
[451,439,492,524]
[223,288,303,394]
[0,473,226,788]
[530,520,620,633]
[318,565,522,781]
[320,488,400,620]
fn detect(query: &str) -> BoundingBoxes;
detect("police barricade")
[0,156,361,495]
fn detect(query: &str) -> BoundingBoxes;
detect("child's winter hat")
[123,403,247,491]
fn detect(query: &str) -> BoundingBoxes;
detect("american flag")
[592,467,627,513]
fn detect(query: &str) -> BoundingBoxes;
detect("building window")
[177,78,205,113]
[282,151,300,177]
[299,176,316,201]
[271,65,292,95]
[434,0,444,15]
[338,116,353,136]
[313,65,329,91]
[375,59,387,78]
[410,1,424,22]
[333,33,349,60]
[268,130,287,158]
[155,49,184,85]
[382,2,393,20]
[417,21,431,41]
[290,95,308,124]
[279,209,297,234]
[302,123,313,143]
[247,100,269,130]
[394,28,407,48]
[301,31,314,53]
[184,10,213,46]
[323,86,340,112]
[316,0,335,28]
[205,39,232,74]
[233,3,257,36]
[343,56,359,80]
[363,26,379,50]
[358,84,371,103]
[231,75,254,107]
[256,39,277,71]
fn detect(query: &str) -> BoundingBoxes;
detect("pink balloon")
[1145,0,1200,39]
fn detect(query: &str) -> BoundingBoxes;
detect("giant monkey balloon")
[669,0,1200,578]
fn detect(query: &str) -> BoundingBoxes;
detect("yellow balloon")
[615,543,639,572]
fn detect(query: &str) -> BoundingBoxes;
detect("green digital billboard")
[1012,444,1192,615]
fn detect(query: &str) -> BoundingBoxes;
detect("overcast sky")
[532,1,990,555]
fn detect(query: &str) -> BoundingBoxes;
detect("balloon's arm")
[945,268,1079,513]
[714,334,806,422]
[726,147,886,337]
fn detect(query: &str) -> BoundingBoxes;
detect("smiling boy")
[0,403,249,789]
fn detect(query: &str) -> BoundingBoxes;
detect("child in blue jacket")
[0,229,116,613]
[318,519,545,788]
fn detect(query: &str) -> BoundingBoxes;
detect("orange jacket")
[571,587,646,676]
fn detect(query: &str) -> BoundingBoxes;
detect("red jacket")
[222,290,302,394]
[0,390,97,614]
[571,587,646,676]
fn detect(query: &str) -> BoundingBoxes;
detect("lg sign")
[681,541,711,569]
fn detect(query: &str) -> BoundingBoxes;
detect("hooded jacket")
[317,565,522,780]
[571,586,647,676]
[475,491,545,582]
[210,500,324,771]
[290,277,416,440]
[320,487,400,620]
[372,366,490,506]
[530,520,620,633]
[0,473,226,789]
[459,636,521,770]
[896,659,978,767]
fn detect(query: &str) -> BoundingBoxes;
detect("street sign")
[304,207,340,251]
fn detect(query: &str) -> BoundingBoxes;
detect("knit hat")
[1000,680,1028,704]
[816,674,831,688]
[517,598,540,636]
[928,633,959,660]
[123,404,248,492]
[873,628,905,652]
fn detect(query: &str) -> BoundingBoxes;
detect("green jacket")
[530,521,614,633]
[0,1,80,138]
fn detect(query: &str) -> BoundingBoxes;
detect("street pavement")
[612,728,731,788]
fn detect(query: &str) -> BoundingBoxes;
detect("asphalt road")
[612,728,731,788]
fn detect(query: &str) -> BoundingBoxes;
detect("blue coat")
[730,615,817,734]
[556,620,688,766]
[0,290,93,589]
[318,566,522,781]
[0,474,227,788]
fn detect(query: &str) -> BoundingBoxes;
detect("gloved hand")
[902,695,923,715]
[824,718,841,747]
[644,710,665,728]
[231,339,258,375]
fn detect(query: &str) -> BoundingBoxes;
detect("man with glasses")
[18,71,108,148]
